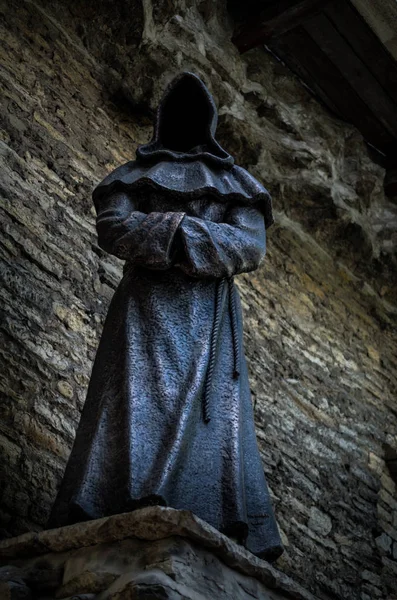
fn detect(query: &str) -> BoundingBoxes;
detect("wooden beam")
[303,13,397,140]
[324,0,397,106]
[270,26,397,154]
[232,0,329,53]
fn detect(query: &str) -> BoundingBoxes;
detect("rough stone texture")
[0,1,397,599]
[0,506,317,600]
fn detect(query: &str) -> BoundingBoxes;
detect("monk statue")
[49,72,283,561]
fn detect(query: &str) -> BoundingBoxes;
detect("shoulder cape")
[92,160,274,229]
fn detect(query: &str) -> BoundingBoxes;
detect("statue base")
[0,506,317,599]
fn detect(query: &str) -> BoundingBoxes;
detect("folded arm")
[177,204,266,278]
[95,191,185,269]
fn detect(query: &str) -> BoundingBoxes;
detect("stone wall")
[1,1,396,599]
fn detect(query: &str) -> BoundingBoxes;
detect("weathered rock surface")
[0,507,318,600]
[1,0,397,599]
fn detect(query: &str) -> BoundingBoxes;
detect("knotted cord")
[228,277,241,379]
[203,277,225,423]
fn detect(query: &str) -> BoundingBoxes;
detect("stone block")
[0,507,318,600]
[308,507,332,537]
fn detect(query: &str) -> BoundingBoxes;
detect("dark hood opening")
[136,72,234,168]
[159,77,212,152]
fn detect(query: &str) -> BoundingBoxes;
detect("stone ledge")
[0,506,318,600]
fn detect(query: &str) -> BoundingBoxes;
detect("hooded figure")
[49,72,283,561]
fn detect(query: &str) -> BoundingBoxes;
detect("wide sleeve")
[94,191,185,269]
[177,204,266,279]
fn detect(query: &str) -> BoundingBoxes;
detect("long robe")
[49,72,283,561]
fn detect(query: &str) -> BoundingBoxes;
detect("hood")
[136,72,234,169]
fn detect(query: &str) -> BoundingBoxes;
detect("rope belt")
[203,276,240,423]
